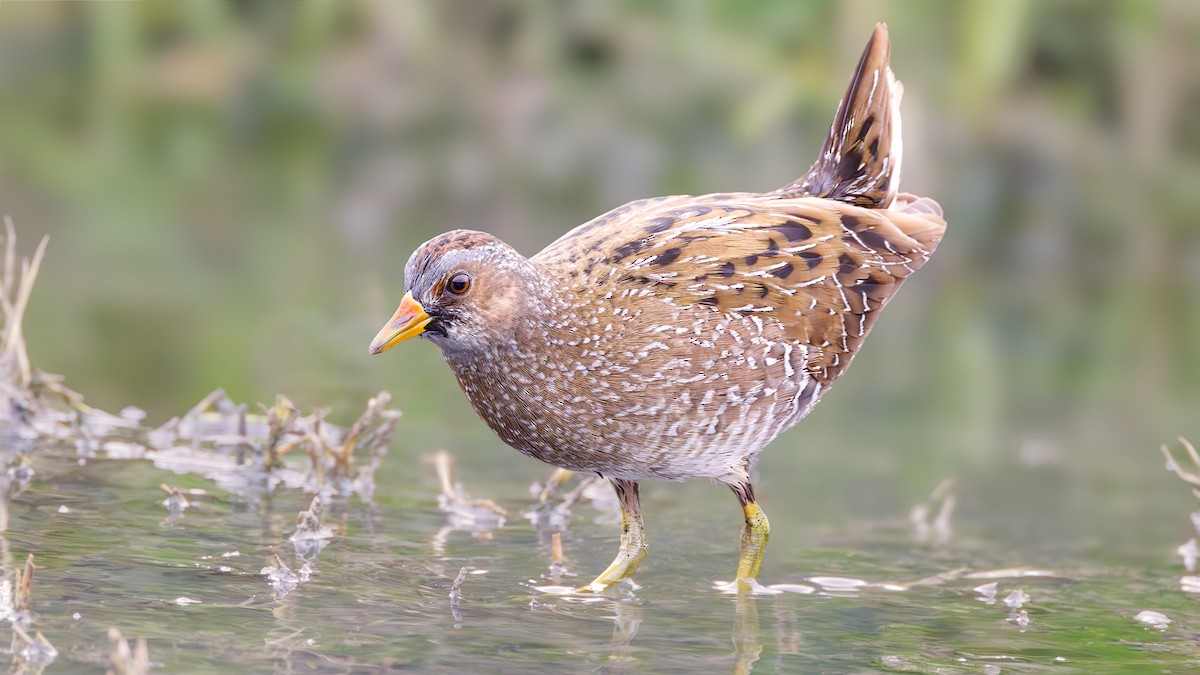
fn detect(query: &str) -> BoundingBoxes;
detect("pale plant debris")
[0,223,402,508]
[431,450,506,526]
[290,495,335,562]
[8,554,35,629]
[0,454,34,532]
[158,484,191,517]
[106,627,150,675]
[973,581,999,605]
[0,220,96,437]
[0,581,10,623]
[962,568,1058,580]
[878,655,916,671]
[132,389,399,501]
[1160,438,1200,584]
[428,450,507,554]
[525,468,618,541]
[1178,539,1199,572]
[0,217,49,424]
[1162,437,1200,497]
[1008,608,1031,631]
[148,390,399,500]
[11,624,57,670]
[1003,588,1030,609]
[1134,610,1172,630]
[259,554,311,598]
[449,566,468,623]
[909,477,955,545]
[0,224,56,536]
[4,555,54,671]
[548,531,568,583]
[537,531,573,586]
[532,468,576,503]
[0,218,410,662]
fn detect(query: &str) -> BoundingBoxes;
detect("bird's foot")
[572,577,640,595]
[531,578,639,596]
[713,577,783,595]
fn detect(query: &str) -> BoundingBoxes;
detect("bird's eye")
[447,273,472,295]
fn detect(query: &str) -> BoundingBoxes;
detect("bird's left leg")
[574,478,647,593]
[726,480,770,591]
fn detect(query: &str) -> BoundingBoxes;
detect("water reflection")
[731,595,762,675]
[603,600,642,672]
[429,450,507,556]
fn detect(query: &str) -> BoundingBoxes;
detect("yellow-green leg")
[718,480,770,592]
[736,500,770,581]
[575,479,647,594]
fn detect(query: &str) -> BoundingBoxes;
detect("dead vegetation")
[1162,437,1200,584]
[0,219,402,668]
[1162,437,1200,499]
[105,628,150,675]
[2,555,57,673]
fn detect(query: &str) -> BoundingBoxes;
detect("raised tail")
[776,23,903,209]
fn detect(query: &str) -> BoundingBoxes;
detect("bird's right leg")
[574,478,647,593]
[714,479,770,593]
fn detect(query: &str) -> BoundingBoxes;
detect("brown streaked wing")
[532,194,744,269]
[539,195,945,385]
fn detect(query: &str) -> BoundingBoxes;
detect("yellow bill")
[369,291,432,355]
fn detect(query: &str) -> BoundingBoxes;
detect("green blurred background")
[3,1,1199,542]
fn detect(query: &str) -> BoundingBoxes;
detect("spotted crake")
[370,23,945,593]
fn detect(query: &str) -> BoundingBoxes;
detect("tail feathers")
[777,23,903,209]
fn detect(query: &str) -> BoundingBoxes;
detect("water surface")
[5,430,1199,673]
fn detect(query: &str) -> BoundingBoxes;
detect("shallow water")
[4,432,1200,674]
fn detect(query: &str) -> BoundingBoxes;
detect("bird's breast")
[440,299,823,481]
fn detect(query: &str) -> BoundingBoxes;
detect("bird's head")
[368,230,536,357]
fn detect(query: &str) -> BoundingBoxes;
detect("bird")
[370,23,945,593]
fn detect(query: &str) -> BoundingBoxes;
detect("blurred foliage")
[0,1,1198,506]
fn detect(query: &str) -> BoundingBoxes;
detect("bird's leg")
[575,479,646,593]
[730,481,770,589]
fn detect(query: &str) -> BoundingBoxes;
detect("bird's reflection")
[772,593,803,662]
[603,600,643,672]
[731,593,763,675]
